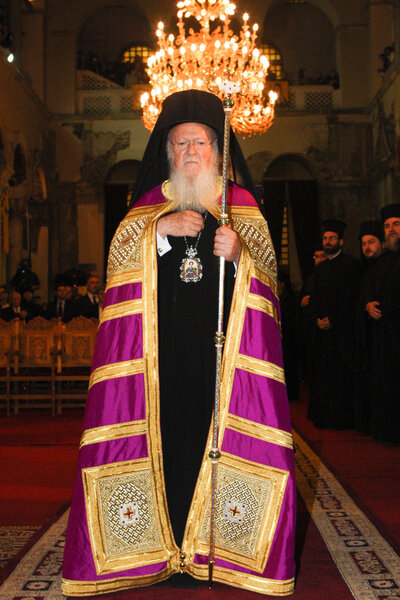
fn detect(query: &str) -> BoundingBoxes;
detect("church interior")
[1,0,400,598]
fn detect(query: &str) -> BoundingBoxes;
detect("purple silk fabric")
[103,282,142,308]
[63,181,296,589]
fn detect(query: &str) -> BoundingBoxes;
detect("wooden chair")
[0,319,13,416]
[55,316,98,414]
[10,316,57,415]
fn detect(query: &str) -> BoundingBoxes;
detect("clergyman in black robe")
[360,205,400,444]
[308,219,362,429]
[354,220,385,434]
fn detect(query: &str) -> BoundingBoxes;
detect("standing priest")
[360,204,400,444]
[62,90,296,597]
[308,219,362,429]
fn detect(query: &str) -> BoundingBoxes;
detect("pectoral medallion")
[180,247,203,283]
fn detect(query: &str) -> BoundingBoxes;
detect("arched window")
[121,45,151,64]
[259,43,284,80]
[10,144,27,186]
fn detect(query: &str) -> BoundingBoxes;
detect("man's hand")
[214,225,242,263]
[317,316,331,330]
[366,301,382,320]
[301,295,311,307]
[157,210,205,238]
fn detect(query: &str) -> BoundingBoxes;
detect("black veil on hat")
[381,203,400,223]
[322,218,347,238]
[129,89,257,207]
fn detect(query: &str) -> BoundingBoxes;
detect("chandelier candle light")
[140,0,278,137]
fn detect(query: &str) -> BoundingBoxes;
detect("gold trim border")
[247,292,280,326]
[82,459,169,575]
[62,569,173,597]
[100,299,143,324]
[106,270,144,292]
[194,451,290,573]
[226,414,293,450]
[236,353,286,384]
[253,266,278,298]
[141,202,180,562]
[80,420,147,449]
[188,564,295,596]
[89,359,144,390]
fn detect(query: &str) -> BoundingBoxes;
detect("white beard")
[168,154,220,214]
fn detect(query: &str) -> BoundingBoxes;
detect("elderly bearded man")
[62,91,296,597]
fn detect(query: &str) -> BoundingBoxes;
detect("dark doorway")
[104,160,140,279]
[263,155,320,288]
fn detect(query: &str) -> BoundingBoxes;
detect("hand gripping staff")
[206,79,241,589]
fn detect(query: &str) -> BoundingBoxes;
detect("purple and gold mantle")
[62,182,296,597]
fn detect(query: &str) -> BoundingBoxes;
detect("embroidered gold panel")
[231,214,277,284]
[82,459,168,575]
[192,453,289,574]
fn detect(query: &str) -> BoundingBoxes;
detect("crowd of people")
[0,267,104,323]
[279,204,400,446]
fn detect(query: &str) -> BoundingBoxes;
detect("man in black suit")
[1,291,30,321]
[74,275,100,319]
[46,284,75,322]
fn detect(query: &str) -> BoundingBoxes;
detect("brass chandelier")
[140,0,277,137]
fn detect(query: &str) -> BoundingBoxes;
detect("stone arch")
[262,0,339,29]
[263,152,322,286]
[77,4,152,70]
[264,152,318,180]
[262,1,337,84]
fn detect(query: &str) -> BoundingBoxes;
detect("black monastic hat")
[358,220,384,241]
[381,203,400,223]
[322,218,347,238]
[129,89,257,207]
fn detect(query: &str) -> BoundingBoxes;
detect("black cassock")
[357,251,400,443]
[308,252,361,429]
[157,213,235,545]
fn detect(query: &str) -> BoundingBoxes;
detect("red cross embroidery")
[123,507,134,521]
[229,505,241,518]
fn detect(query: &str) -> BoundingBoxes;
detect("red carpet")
[1,392,399,599]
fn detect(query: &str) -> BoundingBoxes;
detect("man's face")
[313,250,327,266]
[56,286,67,300]
[0,287,7,303]
[87,277,100,294]
[361,235,383,259]
[322,231,343,255]
[384,217,400,251]
[169,122,216,179]
[11,292,21,307]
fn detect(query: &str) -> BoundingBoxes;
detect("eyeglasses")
[168,138,217,150]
